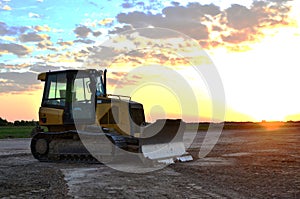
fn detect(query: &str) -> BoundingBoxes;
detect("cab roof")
[37,69,104,81]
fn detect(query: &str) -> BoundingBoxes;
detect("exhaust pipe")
[104,69,107,97]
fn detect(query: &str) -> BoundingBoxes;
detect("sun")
[259,120,284,131]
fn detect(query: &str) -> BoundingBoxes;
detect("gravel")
[0,127,299,198]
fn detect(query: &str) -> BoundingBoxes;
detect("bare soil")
[0,126,299,198]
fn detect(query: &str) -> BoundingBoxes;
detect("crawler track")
[30,131,127,163]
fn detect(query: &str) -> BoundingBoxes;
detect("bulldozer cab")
[38,69,146,134]
[40,70,105,127]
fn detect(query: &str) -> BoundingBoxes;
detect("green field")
[0,126,34,139]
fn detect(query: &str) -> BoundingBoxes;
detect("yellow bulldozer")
[31,69,193,164]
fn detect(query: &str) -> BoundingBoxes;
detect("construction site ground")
[0,125,299,198]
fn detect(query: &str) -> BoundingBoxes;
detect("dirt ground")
[0,126,299,198]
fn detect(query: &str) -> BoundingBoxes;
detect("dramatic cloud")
[92,31,102,37]
[108,25,133,34]
[37,40,54,50]
[0,43,31,56]
[225,4,259,30]
[216,1,293,48]
[162,3,221,19]
[117,11,209,40]
[29,64,63,73]
[221,29,259,44]
[0,22,29,36]
[0,64,69,94]
[121,2,134,9]
[74,25,92,38]
[87,46,120,62]
[19,32,49,42]
[114,1,294,50]
[73,25,101,39]
[108,72,142,88]
[74,39,94,44]
[115,3,221,40]
[224,2,292,30]
[0,72,41,94]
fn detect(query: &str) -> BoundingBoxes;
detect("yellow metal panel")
[118,100,131,135]
[95,103,111,123]
[95,99,131,136]
[39,107,64,126]
[37,73,46,81]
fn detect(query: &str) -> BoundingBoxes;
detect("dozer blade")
[139,119,193,164]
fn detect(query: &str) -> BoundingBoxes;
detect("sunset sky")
[0,0,299,122]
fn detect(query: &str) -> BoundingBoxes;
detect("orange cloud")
[57,41,74,46]
[98,18,114,26]
[2,5,12,11]
[34,25,51,32]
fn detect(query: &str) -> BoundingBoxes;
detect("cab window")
[73,77,91,103]
[43,73,67,107]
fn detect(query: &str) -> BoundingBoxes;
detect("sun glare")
[259,121,285,131]
[129,84,182,122]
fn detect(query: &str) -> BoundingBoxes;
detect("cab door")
[40,72,67,125]
[71,75,95,124]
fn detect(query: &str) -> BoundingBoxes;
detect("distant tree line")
[0,117,37,126]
